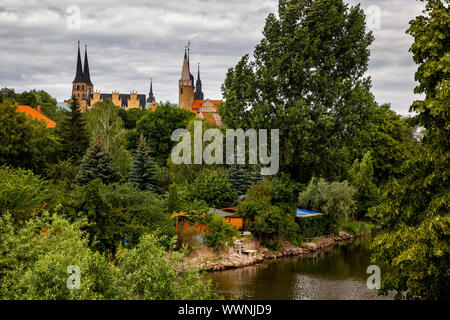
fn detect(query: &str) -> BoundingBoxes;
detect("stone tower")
[179,49,194,111]
[194,63,204,100]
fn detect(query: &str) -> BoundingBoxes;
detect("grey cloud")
[0,0,424,115]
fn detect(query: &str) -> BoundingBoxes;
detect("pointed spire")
[73,41,84,83]
[147,78,155,103]
[180,46,191,83]
[194,63,204,100]
[83,45,93,86]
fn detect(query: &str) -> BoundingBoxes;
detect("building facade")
[70,41,154,111]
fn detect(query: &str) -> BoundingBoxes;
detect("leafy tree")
[134,102,195,165]
[104,183,175,246]
[368,0,450,300]
[298,177,356,232]
[129,135,161,193]
[76,136,120,185]
[0,211,121,299]
[185,169,238,209]
[115,233,217,299]
[228,165,251,196]
[0,101,58,174]
[349,151,379,219]
[58,95,90,163]
[220,0,376,183]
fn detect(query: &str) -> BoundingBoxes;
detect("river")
[204,237,392,300]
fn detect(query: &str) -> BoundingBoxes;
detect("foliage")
[118,107,147,130]
[76,136,120,185]
[85,101,131,177]
[227,165,251,196]
[341,220,375,237]
[45,160,79,184]
[185,169,238,209]
[0,212,121,299]
[298,178,356,232]
[58,95,90,163]
[296,215,330,239]
[0,166,57,224]
[0,101,58,174]
[348,151,379,219]
[115,233,216,299]
[367,0,450,300]
[134,102,195,165]
[103,183,174,247]
[204,215,238,249]
[129,135,162,193]
[245,180,273,204]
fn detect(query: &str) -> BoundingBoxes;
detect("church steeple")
[73,41,84,83]
[194,63,204,100]
[179,44,195,111]
[83,45,93,86]
[147,78,155,103]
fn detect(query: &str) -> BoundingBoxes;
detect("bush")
[245,180,273,204]
[296,215,330,239]
[0,212,121,299]
[204,215,238,249]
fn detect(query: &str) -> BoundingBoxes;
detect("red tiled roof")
[191,99,222,111]
[15,105,56,128]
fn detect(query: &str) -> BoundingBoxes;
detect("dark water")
[204,238,392,300]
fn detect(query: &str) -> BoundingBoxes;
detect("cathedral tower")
[179,49,194,111]
[72,41,86,101]
[194,63,204,100]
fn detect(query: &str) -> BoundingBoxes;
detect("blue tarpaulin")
[296,209,321,217]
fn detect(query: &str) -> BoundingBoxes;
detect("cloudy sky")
[0,0,424,115]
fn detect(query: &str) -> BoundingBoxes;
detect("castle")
[70,41,222,126]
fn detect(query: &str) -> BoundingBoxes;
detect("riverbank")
[186,232,358,272]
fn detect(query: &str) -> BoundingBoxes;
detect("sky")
[0,0,425,115]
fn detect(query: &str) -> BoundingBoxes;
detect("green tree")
[85,101,131,177]
[298,177,356,232]
[129,135,161,193]
[134,102,195,165]
[58,95,90,163]
[185,169,238,209]
[348,151,379,219]
[76,136,120,185]
[228,165,251,196]
[0,101,58,174]
[220,0,376,183]
[368,0,450,300]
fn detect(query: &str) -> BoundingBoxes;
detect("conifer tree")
[250,168,264,186]
[59,95,90,163]
[76,136,120,185]
[129,135,161,193]
[228,165,251,196]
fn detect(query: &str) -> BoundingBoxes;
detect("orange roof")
[15,105,56,128]
[191,99,222,111]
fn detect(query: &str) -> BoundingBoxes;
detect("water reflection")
[204,238,392,300]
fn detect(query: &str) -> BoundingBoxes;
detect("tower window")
[180,88,183,94]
